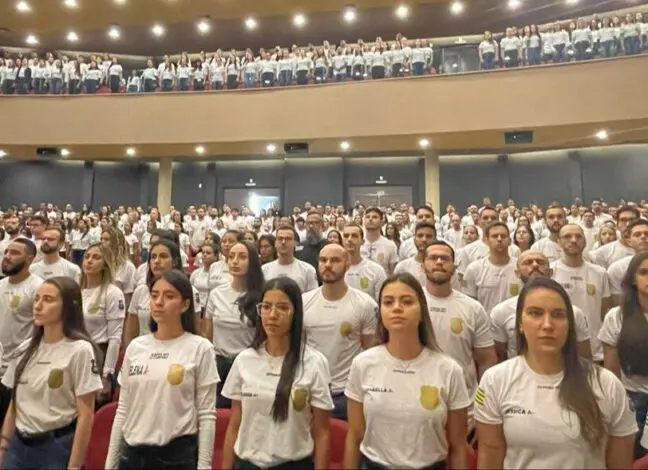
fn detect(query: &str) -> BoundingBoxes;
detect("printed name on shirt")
[505,405,534,416]
[536,384,559,390]
[367,386,393,393]
[241,391,259,398]
[129,364,149,376]
[392,368,416,375]
[266,371,281,377]
[36,361,52,365]
[149,352,170,360]
[118,299,125,310]
[429,306,447,314]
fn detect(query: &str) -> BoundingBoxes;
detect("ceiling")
[0,0,640,57]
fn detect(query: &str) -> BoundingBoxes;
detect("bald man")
[490,250,591,362]
[302,243,378,420]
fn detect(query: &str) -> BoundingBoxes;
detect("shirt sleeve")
[309,352,334,411]
[360,297,378,336]
[607,263,623,296]
[72,342,104,397]
[374,268,387,302]
[204,290,216,320]
[305,264,319,292]
[447,360,472,411]
[489,303,510,344]
[104,288,126,376]
[599,368,638,437]
[462,262,478,298]
[597,308,619,347]
[601,270,611,299]
[344,355,363,402]
[127,286,143,316]
[473,367,502,425]
[220,354,243,400]
[387,243,398,267]
[572,306,590,343]
[473,303,495,348]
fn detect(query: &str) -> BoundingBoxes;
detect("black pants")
[144,79,156,92]
[118,434,197,470]
[362,454,444,470]
[109,75,120,93]
[296,70,308,85]
[216,355,235,409]
[234,455,313,470]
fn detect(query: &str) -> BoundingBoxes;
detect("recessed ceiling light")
[565,0,578,3]
[450,1,464,14]
[108,25,121,39]
[418,138,430,148]
[126,147,136,157]
[507,0,521,9]
[151,24,165,37]
[197,18,211,34]
[195,145,206,155]
[0,150,7,158]
[25,34,39,45]
[113,0,126,4]
[595,130,609,140]
[63,0,78,8]
[66,31,79,42]
[266,143,277,153]
[395,5,409,18]
[340,141,351,151]
[60,149,71,157]
[293,13,307,27]
[343,7,357,22]
[244,17,258,30]
[16,1,31,12]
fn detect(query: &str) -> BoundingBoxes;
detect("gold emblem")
[450,317,463,334]
[460,278,468,288]
[88,305,99,314]
[47,369,64,389]
[419,385,440,411]
[339,321,353,337]
[9,295,20,309]
[510,284,520,296]
[292,388,309,412]
[586,284,596,296]
[359,276,369,290]
[166,364,185,385]
[377,253,385,262]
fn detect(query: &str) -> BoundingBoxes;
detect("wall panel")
[214,160,284,210]
[171,161,210,211]
[284,158,344,210]
[92,162,143,208]
[346,157,420,207]
[439,156,500,211]
[508,151,572,206]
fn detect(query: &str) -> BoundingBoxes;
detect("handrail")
[1,4,646,62]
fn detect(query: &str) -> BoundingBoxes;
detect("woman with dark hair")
[512,225,535,252]
[258,234,278,265]
[204,242,264,409]
[221,277,333,470]
[190,242,219,315]
[476,277,636,469]
[344,273,469,469]
[125,240,200,347]
[599,251,648,459]
[0,277,102,469]
[208,230,242,290]
[105,270,219,470]
[326,230,342,246]
[384,223,401,251]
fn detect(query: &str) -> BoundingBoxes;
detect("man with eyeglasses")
[29,226,81,282]
[262,225,317,293]
[590,205,640,269]
[608,219,648,306]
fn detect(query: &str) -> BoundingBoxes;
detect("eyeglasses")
[256,302,292,317]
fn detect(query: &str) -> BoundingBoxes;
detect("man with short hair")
[590,205,639,269]
[29,226,81,282]
[360,207,398,274]
[393,221,436,287]
[0,215,22,272]
[28,214,47,263]
[398,205,438,259]
[297,210,327,273]
[530,204,566,262]
[343,223,386,301]
[607,219,648,306]
[262,225,318,293]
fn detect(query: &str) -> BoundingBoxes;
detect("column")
[157,158,173,215]
[424,150,440,212]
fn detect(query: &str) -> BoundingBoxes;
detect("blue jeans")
[278,70,292,86]
[243,73,256,88]
[331,392,347,421]
[624,36,640,55]
[481,52,495,70]
[4,430,73,469]
[527,47,541,65]
[178,77,189,91]
[629,391,648,459]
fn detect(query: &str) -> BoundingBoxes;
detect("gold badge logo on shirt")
[166,364,185,385]
[586,284,596,296]
[9,295,20,310]
[450,317,463,334]
[339,321,353,337]
[292,388,309,412]
[420,385,439,411]
[359,276,369,290]
[510,284,520,296]
[47,369,64,389]
[377,253,385,263]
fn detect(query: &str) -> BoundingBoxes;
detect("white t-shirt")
[360,236,398,273]
[530,237,563,263]
[393,257,427,287]
[345,346,471,468]
[114,260,137,295]
[459,240,521,274]
[345,258,387,301]
[134,263,147,287]
[189,267,210,309]
[2,338,102,433]
[462,258,521,314]
[589,241,635,270]
[0,274,44,374]
[114,333,219,446]
[204,284,256,357]
[551,260,610,361]
[221,344,334,468]
[208,260,232,290]
[303,287,378,393]
[474,356,637,469]
[262,259,318,293]
[128,284,201,337]
[30,257,81,282]
[598,306,648,393]
[606,255,631,297]
[490,295,590,359]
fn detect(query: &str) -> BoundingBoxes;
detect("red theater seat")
[85,402,117,469]
[212,408,231,469]
[635,454,648,469]
[329,418,348,469]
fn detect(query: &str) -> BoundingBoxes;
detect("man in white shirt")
[443,213,464,249]
[580,209,599,252]
[360,207,398,274]
[393,221,436,287]
[303,243,378,420]
[552,224,611,363]
[607,218,648,306]
[398,205,438,260]
[342,223,386,301]
[530,204,566,262]
[0,215,22,270]
[29,226,81,282]
[590,205,639,269]
[27,214,47,263]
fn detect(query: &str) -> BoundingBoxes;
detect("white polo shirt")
[345,258,387,301]
[30,257,81,283]
[393,257,427,287]
[204,284,256,358]
[459,240,520,274]
[262,259,318,293]
[530,238,562,263]
[114,261,137,295]
[606,255,632,296]
[462,258,521,314]
[360,236,398,273]
[589,241,635,269]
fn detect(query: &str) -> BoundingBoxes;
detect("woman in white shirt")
[221,276,333,470]
[0,277,103,470]
[475,277,636,469]
[105,270,219,470]
[176,57,191,92]
[225,50,241,90]
[108,57,123,94]
[70,218,92,265]
[599,251,648,459]
[204,242,264,408]
[190,242,219,315]
[159,59,175,92]
[101,227,136,305]
[141,59,158,93]
[344,272,469,470]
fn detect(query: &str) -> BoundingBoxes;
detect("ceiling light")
[195,145,205,155]
[418,138,430,148]
[395,5,409,18]
[60,149,71,157]
[66,31,79,42]
[126,147,136,157]
[293,13,307,27]
[16,1,31,12]
[507,0,521,9]
[595,129,609,140]
[63,0,78,8]
[0,150,7,158]
[343,7,357,23]
[266,143,277,153]
[108,25,121,39]
[151,24,165,37]
[113,0,126,4]
[340,141,351,151]
[197,18,211,34]
[450,1,464,14]
[565,0,578,3]
[25,34,39,45]
[244,17,258,30]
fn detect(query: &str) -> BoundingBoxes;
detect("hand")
[101,377,111,396]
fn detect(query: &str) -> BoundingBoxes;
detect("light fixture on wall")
[595,129,609,140]
[293,13,307,27]
[266,143,277,153]
[63,0,78,8]
[376,176,388,185]
[340,141,351,151]
[418,138,430,149]
[16,1,31,13]
[60,148,71,157]
[395,4,409,18]
[343,5,357,23]
[245,178,257,187]
[108,25,121,39]
[126,147,137,157]
[450,1,464,14]
[0,150,7,158]
[196,17,211,34]
[244,17,258,30]
[195,145,205,155]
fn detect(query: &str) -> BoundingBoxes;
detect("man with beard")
[393,221,436,287]
[0,238,43,424]
[303,244,377,420]
[608,219,648,306]
[297,210,328,276]
[590,205,640,269]
[361,207,398,274]
[0,215,22,278]
[423,240,497,438]
[552,224,611,363]
[343,223,386,301]
[29,226,81,282]
[530,204,566,262]
[490,251,591,362]
[27,214,47,263]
